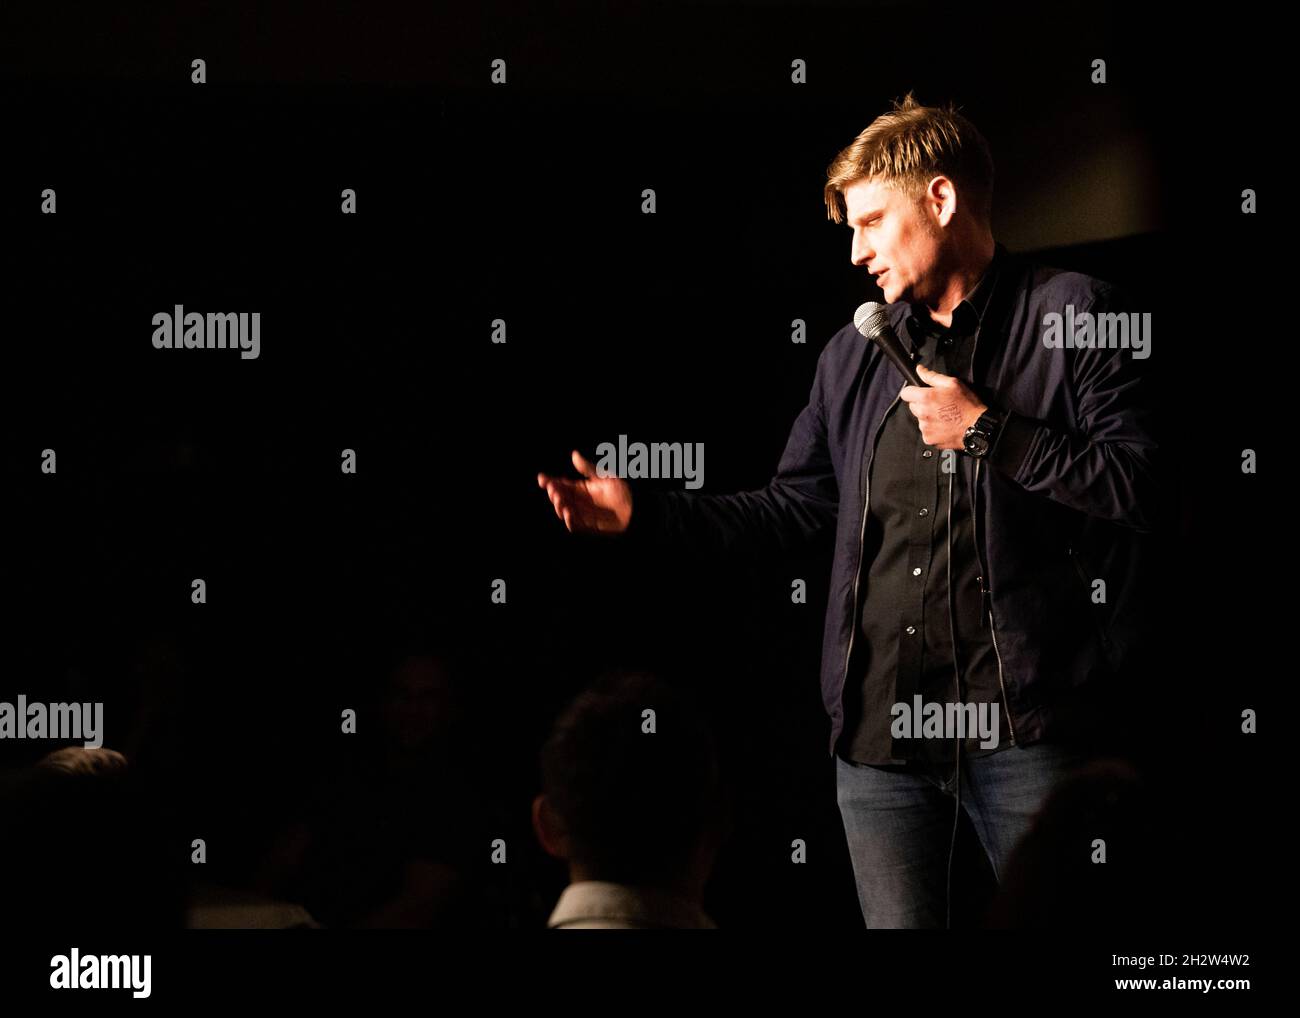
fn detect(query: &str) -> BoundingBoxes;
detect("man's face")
[844,175,943,305]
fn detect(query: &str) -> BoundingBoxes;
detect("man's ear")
[532,794,569,860]
[926,175,957,226]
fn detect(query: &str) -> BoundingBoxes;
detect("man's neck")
[923,237,996,329]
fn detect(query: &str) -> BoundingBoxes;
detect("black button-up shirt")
[836,245,1013,777]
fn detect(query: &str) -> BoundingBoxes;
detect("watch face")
[964,433,989,456]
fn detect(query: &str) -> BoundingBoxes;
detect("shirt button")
[905,625,916,635]
[918,507,929,517]
[921,449,933,458]
[912,567,922,576]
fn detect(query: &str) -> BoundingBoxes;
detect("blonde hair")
[824,92,994,225]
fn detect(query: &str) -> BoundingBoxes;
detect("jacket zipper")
[839,390,902,709]
[972,457,1017,745]
[963,269,1020,746]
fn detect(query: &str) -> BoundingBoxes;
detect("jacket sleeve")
[986,284,1160,532]
[624,345,840,557]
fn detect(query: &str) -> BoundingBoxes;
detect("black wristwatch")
[963,407,1006,458]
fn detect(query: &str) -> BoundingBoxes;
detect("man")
[537,94,1157,927]
[532,670,728,929]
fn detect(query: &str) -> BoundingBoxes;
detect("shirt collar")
[546,881,718,930]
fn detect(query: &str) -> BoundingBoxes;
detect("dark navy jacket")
[627,244,1159,756]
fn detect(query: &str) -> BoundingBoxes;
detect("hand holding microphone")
[854,301,994,450]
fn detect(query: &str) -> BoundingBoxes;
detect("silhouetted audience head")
[533,669,729,894]
[38,745,129,777]
[1,746,186,929]
[986,757,1167,928]
[380,654,464,752]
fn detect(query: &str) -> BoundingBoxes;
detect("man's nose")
[851,232,873,266]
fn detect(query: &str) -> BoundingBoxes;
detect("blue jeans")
[835,741,1087,929]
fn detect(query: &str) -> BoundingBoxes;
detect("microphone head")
[853,299,925,387]
[853,300,891,339]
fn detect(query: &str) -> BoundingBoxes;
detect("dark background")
[1,1,1275,930]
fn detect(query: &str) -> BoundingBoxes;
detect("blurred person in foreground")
[533,670,731,929]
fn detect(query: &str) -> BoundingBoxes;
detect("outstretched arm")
[539,346,841,557]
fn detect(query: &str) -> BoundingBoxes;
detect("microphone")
[854,301,928,388]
